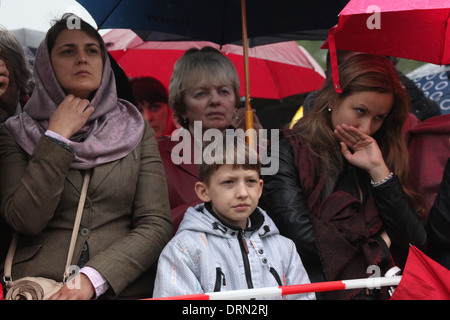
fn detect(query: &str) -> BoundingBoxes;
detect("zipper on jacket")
[238,230,254,290]
[214,267,226,292]
[269,267,283,286]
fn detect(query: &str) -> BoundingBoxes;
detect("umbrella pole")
[240,0,255,149]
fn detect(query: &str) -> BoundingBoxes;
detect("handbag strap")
[63,169,91,281]
[3,169,91,283]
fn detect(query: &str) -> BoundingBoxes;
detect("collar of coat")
[204,202,264,233]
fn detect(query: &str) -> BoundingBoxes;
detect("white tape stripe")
[208,286,283,300]
[343,276,402,290]
[149,276,403,300]
[207,277,402,300]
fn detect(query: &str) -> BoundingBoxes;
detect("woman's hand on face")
[48,94,94,139]
[334,124,390,181]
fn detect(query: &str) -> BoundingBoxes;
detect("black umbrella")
[77,0,347,44]
[77,0,348,142]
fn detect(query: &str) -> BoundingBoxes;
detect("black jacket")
[260,139,427,284]
[427,158,450,269]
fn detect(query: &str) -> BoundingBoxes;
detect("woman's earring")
[328,107,332,112]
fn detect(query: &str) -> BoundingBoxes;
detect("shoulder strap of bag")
[63,169,91,281]
[3,169,92,283]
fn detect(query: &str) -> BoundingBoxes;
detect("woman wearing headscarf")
[0,14,172,300]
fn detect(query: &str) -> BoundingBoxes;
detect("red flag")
[390,246,450,300]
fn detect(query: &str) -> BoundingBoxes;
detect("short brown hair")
[130,77,168,105]
[198,135,260,184]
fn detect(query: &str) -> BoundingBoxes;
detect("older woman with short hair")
[159,47,241,231]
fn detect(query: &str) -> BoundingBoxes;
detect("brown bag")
[3,170,91,300]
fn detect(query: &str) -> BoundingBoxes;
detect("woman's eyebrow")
[57,42,100,49]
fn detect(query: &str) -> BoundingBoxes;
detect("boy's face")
[195,165,263,230]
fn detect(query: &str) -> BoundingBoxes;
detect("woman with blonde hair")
[261,53,426,300]
[158,46,241,231]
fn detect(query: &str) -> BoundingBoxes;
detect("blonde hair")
[168,46,240,129]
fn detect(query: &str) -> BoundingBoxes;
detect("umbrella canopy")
[390,246,450,300]
[408,64,450,115]
[329,0,450,65]
[78,0,347,140]
[76,0,349,45]
[103,29,325,100]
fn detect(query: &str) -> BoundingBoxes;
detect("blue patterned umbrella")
[408,64,450,115]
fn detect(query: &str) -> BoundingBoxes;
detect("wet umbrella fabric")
[76,0,349,45]
[77,0,348,136]
[330,0,450,65]
[102,29,326,100]
[390,246,450,300]
[322,0,450,93]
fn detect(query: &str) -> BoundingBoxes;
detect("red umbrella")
[79,0,347,143]
[102,29,325,100]
[390,246,450,300]
[329,0,450,65]
[146,246,450,300]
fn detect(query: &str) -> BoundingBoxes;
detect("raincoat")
[153,203,314,300]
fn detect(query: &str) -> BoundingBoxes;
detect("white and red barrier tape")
[148,276,402,300]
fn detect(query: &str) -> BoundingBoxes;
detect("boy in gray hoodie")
[153,135,314,300]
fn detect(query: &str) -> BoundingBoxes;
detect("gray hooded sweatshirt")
[153,203,315,300]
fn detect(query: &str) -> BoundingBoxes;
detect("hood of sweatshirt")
[177,203,280,239]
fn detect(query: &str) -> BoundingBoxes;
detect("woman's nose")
[76,51,88,64]
[357,120,372,136]
[209,90,221,104]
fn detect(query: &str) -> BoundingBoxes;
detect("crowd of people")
[0,13,448,300]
